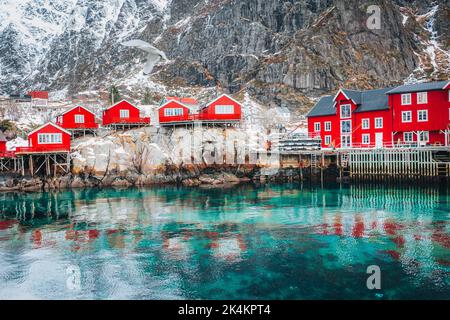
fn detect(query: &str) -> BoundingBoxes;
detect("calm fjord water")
[0,184,449,300]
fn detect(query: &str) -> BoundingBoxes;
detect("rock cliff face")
[0,0,448,113]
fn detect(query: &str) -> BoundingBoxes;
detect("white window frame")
[164,108,184,117]
[362,134,370,145]
[374,117,383,129]
[324,135,331,146]
[340,120,351,134]
[401,111,412,123]
[418,131,429,143]
[215,105,234,115]
[314,122,321,132]
[403,132,413,142]
[74,114,85,123]
[361,118,370,129]
[417,92,428,104]
[324,121,331,132]
[341,135,352,148]
[417,110,428,122]
[120,109,129,118]
[401,93,411,105]
[37,133,62,144]
[340,104,351,119]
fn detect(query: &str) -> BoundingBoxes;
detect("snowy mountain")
[0,0,448,113]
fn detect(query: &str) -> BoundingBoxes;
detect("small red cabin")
[15,122,71,154]
[27,91,49,100]
[199,94,242,122]
[27,91,49,108]
[102,100,150,128]
[158,100,197,125]
[56,106,99,131]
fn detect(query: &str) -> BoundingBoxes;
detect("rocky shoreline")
[0,164,341,192]
[0,165,258,192]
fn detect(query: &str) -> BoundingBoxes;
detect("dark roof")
[354,87,391,113]
[308,87,392,117]
[386,80,449,94]
[341,89,361,104]
[307,95,335,117]
[0,131,6,142]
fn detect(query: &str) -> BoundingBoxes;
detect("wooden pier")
[14,151,71,177]
[277,146,450,183]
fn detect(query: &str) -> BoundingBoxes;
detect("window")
[362,134,370,145]
[362,119,370,129]
[341,135,351,148]
[58,116,63,124]
[375,117,383,128]
[417,92,428,104]
[120,109,129,118]
[401,111,412,123]
[341,120,351,133]
[215,105,234,114]
[164,108,184,117]
[74,114,84,123]
[38,133,62,144]
[401,93,411,105]
[325,135,331,146]
[418,131,429,143]
[324,121,331,132]
[403,132,413,142]
[340,104,351,118]
[314,122,321,132]
[417,110,428,122]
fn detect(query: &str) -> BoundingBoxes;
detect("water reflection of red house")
[211,234,246,261]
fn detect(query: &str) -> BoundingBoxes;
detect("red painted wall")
[199,95,241,121]
[0,141,6,153]
[56,106,98,129]
[391,90,450,132]
[307,114,339,148]
[353,109,393,147]
[102,101,150,126]
[158,100,193,124]
[28,91,49,99]
[308,92,394,148]
[27,124,71,152]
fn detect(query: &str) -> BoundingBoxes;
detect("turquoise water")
[0,184,449,300]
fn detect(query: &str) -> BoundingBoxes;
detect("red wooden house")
[56,105,99,134]
[307,88,394,148]
[15,122,71,154]
[102,100,150,129]
[198,94,242,123]
[307,80,450,149]
[158,99,197,126]
[387,81,450,146]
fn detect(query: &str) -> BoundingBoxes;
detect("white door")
[375,133,383,148]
